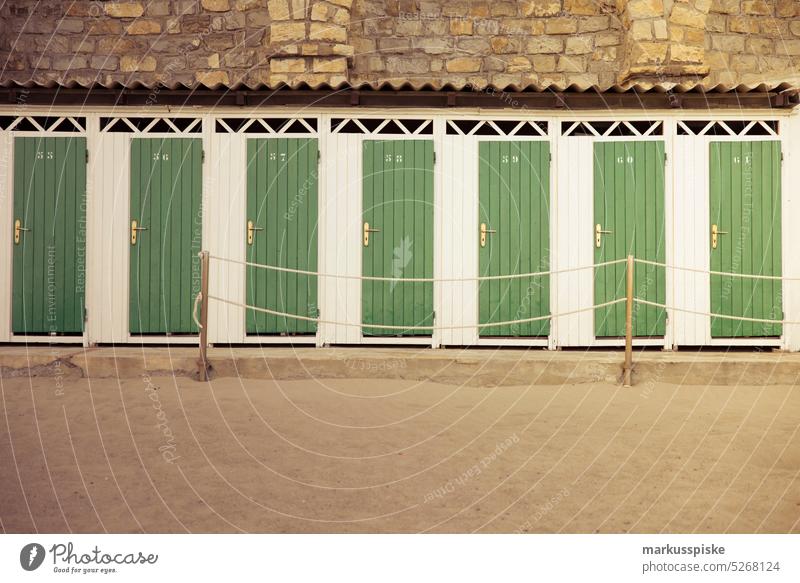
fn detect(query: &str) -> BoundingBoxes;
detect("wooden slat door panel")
[12,136,87,334]
[710,141,782,337]
[478,141,550,336]
[594,141,666,337]
[246,138,319,334]
[362,140,434,336]
[129,138,202,334]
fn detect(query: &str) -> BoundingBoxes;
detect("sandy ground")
[1,373,798,533]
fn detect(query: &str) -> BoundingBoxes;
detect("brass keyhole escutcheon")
[14,219,30,244]
[595,224,613,248]
[131,220,148,245]
[247,220,263,245]
[480,223,496,248]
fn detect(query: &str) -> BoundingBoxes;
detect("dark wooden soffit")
[2,86,797,110]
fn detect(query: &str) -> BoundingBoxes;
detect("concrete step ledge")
[1,347,799,387]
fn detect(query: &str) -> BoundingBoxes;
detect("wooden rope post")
[623,254,634,387]
[198,251,211,381]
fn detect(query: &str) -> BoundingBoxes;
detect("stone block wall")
[0,0,355,88]
[705,0,800,85]
[0,0,797,90]
[350,0,624,88]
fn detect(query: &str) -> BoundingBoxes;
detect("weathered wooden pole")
[623,254,634,387]
[198,251,210,382]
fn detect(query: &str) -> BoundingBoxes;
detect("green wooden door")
[594,141,666,337]
[246,138,318,334]
[478,141,550,336]
[12,137,87,334]
[129,138,202,334]
[710,141,782,337]
[362,140,434,336]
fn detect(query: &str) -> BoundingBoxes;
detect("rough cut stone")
[195,70,230,85]
[105,2,144,18]
[669,4,706,28]
[121,55,156,72]
[201,0,231,11]
[565,36,593,54]
[310,2,330,21]
[631,20,653,40]
[446,57,482,72]
[490,37,514,53]
[450,20,473,35]
[268,0,291,19]
[546,18,579,34]
[313,57,347,72]
[521,0,562,17]
[507,56,532,72]
[670,44,704,63]
[126,20,162,34]
[627,0,664,19]
[532,54,557,71]
[271,22,306,42]
[309,23,347,42]
[527,37,564,53]
[653,19,668,39]
[710,0,739,14]
[271,57,306,72]
[91,56,118,70]
[629,41,668,64]
[556,55,586,72]
[711,34,745,53]
[742,0,772,15]
[565,0,602,15]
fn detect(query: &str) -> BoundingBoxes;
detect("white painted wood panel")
[438,134,478,346]
[88,132,129,343]
[207,133,246,344]
[780,113,800,351]
[319,129,362,344]
[672,136,711,346]
[553,136,594,346]
[0,131,11,342]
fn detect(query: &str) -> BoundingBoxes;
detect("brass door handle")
[480,223,496,248]
[247,220,264,245]
[595,223,613,248]
[14,219,30,244]
[131,220,148,245]
[363,222,380,246]
[711,224,728,249]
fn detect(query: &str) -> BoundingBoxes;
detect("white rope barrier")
[192,292,204,329]
[208,253,627,283]
[634,298,796,326]
[207,295,625,331]
[634,258,797,282]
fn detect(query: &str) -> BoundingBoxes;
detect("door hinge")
[201,150,205,163]
[549,152,552,163]
[317,150,321,164]
[85,150,89,164]
[664,152,668,163]
[781,152,784,163]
